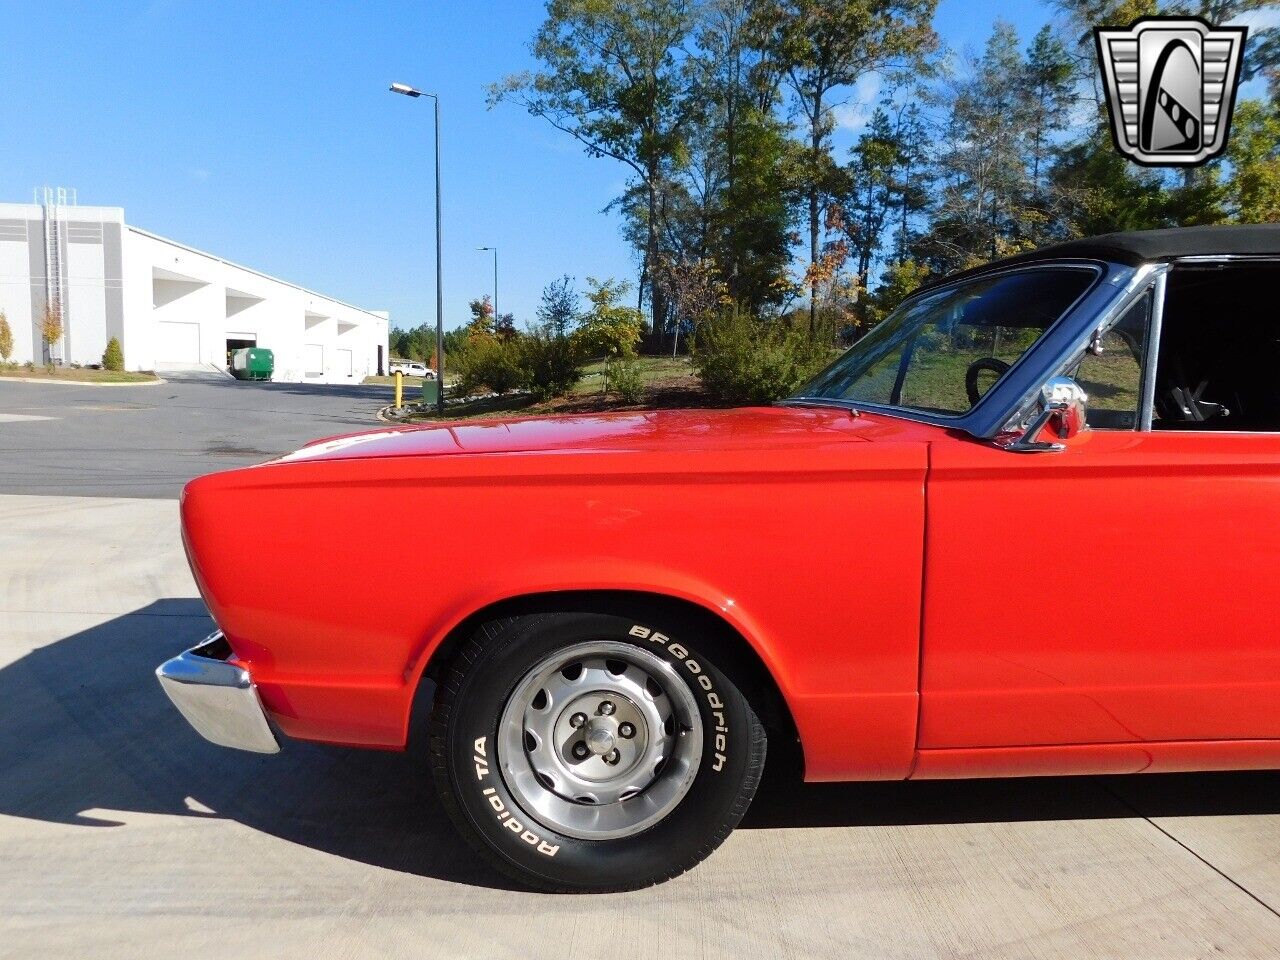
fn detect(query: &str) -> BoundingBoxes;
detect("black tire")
[429,610,766,892]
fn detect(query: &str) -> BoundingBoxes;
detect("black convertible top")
[929,224,1280,289]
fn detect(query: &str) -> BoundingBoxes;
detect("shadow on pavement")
[746,761,1280,830]
[0,600,504,889]
[5,600,1279,889]
[165,376,406,405]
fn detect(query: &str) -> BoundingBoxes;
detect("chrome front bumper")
[156,632,280,754]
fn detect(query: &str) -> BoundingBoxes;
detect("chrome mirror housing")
[1002,376,1089,453]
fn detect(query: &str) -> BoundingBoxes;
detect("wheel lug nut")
[569,712,587,728]
[618,722,635,738]
[599,701,615,715]
[605,749,620,765]
[572,742,589,759]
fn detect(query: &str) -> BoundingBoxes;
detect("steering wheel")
[965,357,1011,407]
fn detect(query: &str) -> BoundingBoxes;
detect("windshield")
[793,267,1097,416]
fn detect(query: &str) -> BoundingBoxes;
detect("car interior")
[1068,261,1280,433]
[1152,263,1280,431]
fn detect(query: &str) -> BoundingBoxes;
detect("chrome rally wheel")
[498,641,703,840]
[429,610,767,892]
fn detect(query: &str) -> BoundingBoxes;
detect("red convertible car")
[159,226,1280,892]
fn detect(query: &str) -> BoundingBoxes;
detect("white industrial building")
[0,191,389,382]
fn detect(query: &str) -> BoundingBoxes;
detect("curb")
[377,404,422,423]
[0,375,167,388]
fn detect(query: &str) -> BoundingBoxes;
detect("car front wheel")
[429,610,766,892]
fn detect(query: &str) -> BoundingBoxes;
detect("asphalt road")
[0,372,394,498]
[3,381,1280,958]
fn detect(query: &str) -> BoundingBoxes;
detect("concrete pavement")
[3,493,1280,959]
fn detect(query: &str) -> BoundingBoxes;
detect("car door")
[920,271,1280,750]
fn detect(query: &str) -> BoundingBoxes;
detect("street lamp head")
[389,82,423,98]
[477,246,494,251]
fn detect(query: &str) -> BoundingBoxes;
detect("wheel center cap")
[584,718,616,756]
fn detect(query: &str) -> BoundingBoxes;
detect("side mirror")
[1003,376,1089,453]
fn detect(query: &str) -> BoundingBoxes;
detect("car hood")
[274,406,894,464]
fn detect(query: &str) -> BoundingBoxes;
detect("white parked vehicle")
[388,360,435,379]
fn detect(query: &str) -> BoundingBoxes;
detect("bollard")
[394,370,404,408]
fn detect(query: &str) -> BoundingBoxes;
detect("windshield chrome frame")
[782,259,1146,439]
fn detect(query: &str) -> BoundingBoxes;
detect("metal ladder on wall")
[35,186,75,364]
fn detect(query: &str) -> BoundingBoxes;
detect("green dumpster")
[230,347,274,381]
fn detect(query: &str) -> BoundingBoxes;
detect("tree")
[453,336,526,396]
[465,296,496,340]
[756,0,937,332]
[537,275,580,337]
[867,258,929,323]
[521,322,586,398]
[1052,122,1169,235]
[40,304,62,362]
[0,311,12,362]
[841,102,932,310]
[926,22,1045,272]
[492,0,700,344]
[102,337,124,371]
[1228,97,1280,223]
[390,323,437,363]
[1022,24,1075,242]
[573,277,646,392]
[693,306,828,402]
[652,254,729,352]
[495,312,518,341]
[690,0,797,312]
[1043,0,1217,236]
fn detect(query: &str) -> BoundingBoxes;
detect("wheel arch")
[408,589,803,775]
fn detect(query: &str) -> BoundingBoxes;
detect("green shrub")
[693,308,828,405]
[102,337,124,371]
[454,335,526,396]
[520,323,584,399]
[0,311,12,362]
[608,355,645,403]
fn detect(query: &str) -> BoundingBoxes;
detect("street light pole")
[389,82,446,415]
[477,246,498,327]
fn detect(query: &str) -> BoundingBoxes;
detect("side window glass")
[1072,292,1151,430]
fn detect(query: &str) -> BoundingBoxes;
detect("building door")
[154,321,201,363]
[336,348,353,378]
[377,345,384,376]
[304,344,324,378]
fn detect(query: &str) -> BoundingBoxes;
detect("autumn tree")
[0,310,12,362]
[465,296,496,340]
[40,304,63,363]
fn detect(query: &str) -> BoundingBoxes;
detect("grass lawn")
[0,365,160,384]
[403,355,718,422]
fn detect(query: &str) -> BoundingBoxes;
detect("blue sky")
[4,0,1080,331]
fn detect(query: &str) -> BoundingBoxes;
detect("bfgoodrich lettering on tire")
[428,610,766,892]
